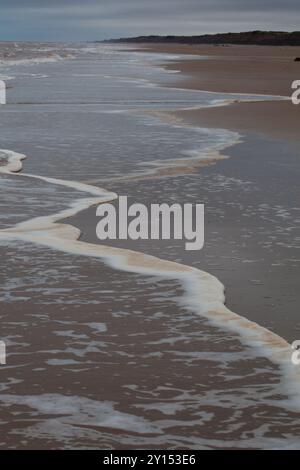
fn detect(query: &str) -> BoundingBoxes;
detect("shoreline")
[134,43,300,144]
[105,44,300,340]
[135,43,300,95]
[1,149,296,387]
[1,42,300,448]
[0,147,299,411]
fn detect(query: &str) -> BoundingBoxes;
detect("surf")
[0,148,298,412]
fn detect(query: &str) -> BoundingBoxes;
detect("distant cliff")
[102,31,300,46]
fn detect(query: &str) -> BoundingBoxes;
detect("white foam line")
[103,47,289,101]
[133,48,290,100]
[86,45,289,104]
[0,149,117,232]
[165,87,288,101]
[0,55,64,68]
[0,149,115,197]
[0,148,298,410]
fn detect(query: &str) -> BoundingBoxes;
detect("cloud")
[0,1,298,41]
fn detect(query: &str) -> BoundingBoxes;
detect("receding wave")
[0,148,298,414]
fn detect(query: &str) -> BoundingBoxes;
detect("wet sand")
[71,133,300,343]
[2,143,299,449]
[1,42,300,449]
[68,43,300,341]
[135,44,300,96]
[135,43,300,143]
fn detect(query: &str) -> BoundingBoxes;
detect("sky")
[0,0,299,41]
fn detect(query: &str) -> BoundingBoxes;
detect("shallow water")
[0,43,299,449]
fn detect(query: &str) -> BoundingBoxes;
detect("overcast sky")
[0,0,299,41]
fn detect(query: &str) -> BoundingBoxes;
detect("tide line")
[0,148,297,411]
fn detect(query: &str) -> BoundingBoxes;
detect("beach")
[133,43,300,141]
[0,42,300,449]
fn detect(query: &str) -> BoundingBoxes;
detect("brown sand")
[135,43,300,143]
[137,44,300,96]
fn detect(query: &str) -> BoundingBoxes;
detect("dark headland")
[102,30,300,46]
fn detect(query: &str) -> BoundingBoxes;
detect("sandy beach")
[113,43,300,337]
[0,42,300,449]
[134,44,300,142]
[136,43,300,95]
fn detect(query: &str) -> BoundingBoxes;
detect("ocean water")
[0,43,299,449]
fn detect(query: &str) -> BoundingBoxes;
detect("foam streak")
[0,148,297,410]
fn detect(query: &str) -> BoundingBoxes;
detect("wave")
[87,122,241,184]
[0,148,298,411]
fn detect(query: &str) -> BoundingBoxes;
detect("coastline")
[134,43,300,144]
[1,144,299,410]
[134,44,300,95]
[94,43,300,341]
[61,42,300,343]
[1,42,300,447]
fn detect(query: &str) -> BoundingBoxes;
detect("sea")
[0,42,299,449]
